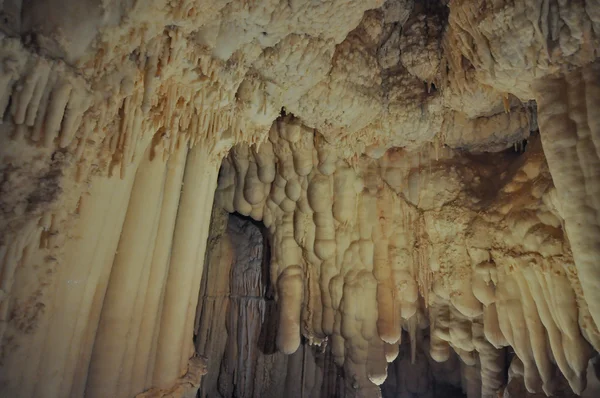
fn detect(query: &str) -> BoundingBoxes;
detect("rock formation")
[0,0,600,397]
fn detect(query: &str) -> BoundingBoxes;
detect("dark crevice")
[196,210,354,397]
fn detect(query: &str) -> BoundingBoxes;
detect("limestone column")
[0,163,140,398]
[534,61,600,330]
[130,142,189,394]
[32,168,140,398]
[85,146,168,398]
[152,143,220,387]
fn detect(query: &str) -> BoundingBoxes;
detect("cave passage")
[194,211,351,397]
[194,211,474,398]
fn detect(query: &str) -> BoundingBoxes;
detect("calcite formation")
[216,117,598,396]
[0,0,599,397]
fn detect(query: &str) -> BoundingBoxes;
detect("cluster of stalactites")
[216,116,427,389]
[215,115,598,396]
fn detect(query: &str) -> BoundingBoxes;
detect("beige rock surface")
[0,0,599,397]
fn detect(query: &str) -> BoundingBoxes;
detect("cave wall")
[0,0,599,397]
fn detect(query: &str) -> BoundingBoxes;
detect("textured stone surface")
[0,1,599,397]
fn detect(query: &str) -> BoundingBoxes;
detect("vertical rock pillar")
[131,143,189,393]
[85,146,169,398]
[534,61,600,331]
[152,143,220,387]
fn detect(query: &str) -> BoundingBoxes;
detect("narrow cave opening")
[381,328,470,398]
[194,209,274,397]
[194,210,350,398]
